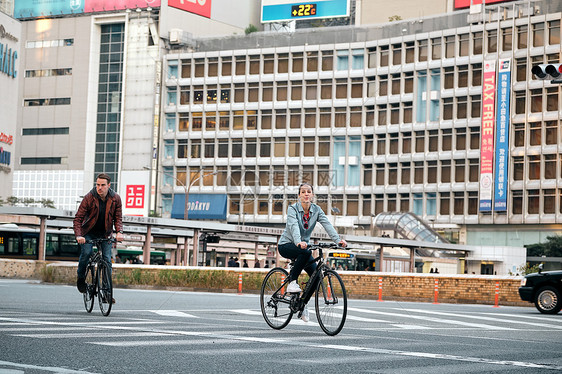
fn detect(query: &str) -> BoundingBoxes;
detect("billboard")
[261,0,349,23]
[168,0,211,18]
[479,60,496,212]
[172,193,227,220]
[119,170,150,217]
[454,0,515,9]
[14,0,160,19]
[493,59,511,212]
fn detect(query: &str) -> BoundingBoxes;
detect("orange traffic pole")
[281,274,286,294]
[377,277,383,302]
[493,281,500,308]
[238,273,243,294]
[433,279,439,304]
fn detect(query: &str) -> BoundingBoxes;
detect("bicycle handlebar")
[85,237,117,245]
[307,242,344,250]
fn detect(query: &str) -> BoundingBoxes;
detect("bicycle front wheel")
[315,269,347,336]
[260,268,293,330]
[97,262,113,317]
[83,264,95,313]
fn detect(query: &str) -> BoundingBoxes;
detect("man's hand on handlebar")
[116,232,124,242]
[76,236,86,245]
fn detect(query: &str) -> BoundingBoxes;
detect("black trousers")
[278,243,317,282]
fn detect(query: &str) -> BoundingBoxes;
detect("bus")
[0,224,80,261]
[326,250,357,271]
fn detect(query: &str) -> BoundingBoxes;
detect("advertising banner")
[85,0,160,12]
[479,60,496,212]
[494,59,511,211]
[454,0,515,9]
[169,0,211,18]
[14,0,160,18]
[262,0,349,23]
[119,170,150,217]
[172,193,227,220]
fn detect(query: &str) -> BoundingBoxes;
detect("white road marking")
[150,310,199,318]
[403,308,562,330]
[347,307,514,330]
[230,309,261,316]
[0,360,96,374]
[13,332,175,339]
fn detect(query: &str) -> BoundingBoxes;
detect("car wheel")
[534,286,562,314]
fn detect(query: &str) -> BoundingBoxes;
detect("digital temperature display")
[291,4,317,18]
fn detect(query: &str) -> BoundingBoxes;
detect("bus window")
[22,237,37,256]
[7,237,19,254]
[46,234,59,256]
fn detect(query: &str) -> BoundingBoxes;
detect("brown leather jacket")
[73,187,123,238]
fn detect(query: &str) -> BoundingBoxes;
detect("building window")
[221,56,231,76]
[455,128,466,150]
[473,31,483,54]
[392,44,401,65]
[545,120,558,145]
[379,46,389,67]
[24,98,71,106]
[427,161,437,183]
[472,63,482,86]
[414,162,424,184]
[428,130,438,152]
[21,157,61,165]
[549,20,560,45]
[533,22,545,47]
[445,36,455,58]
[469,127,480,150]
[502,27,513,51]
[529,155,540,180]
[440,192,450,215]
[471,95,481,118]
[379,75,388,96]
[512,190,523,214]
[418,40,428,62]
[530,89,542,113]
[306,51,318,72]
[457,96,467,119]
[457,65,468,88]
[321,50,333,71]
[443,98,453,120]
[455,159,465,182]
[454,192,464,215]
[431,37,441,59]
[405,42,415,63]
[515,91,526,114]
[528,189,539,214]
[469,159,479,182]
[441,160,451,183]
[194,58,205,77]
[544,154,557,180]
[487,29,497,53]
[208,57,218,77]
[516,58,527,82]
[444,67,454,89]
[546,87,559,111]
[517,25,528,49]
[544,189,556,214]
[442,129,452,151]
[459,34,469,56]
[292,52,304,72]
[22,127,69,135]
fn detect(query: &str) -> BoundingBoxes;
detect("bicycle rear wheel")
[260,268,293,330]
[83,264,95,313]
[97,262,113,317]
[315,269,347,336]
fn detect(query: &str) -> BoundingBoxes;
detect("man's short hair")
[96,173,111,184]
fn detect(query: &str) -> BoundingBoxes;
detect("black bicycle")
[83,238,116,316]
[260,243,348,336]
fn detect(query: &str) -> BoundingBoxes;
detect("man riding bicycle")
[73,173,124,303]
[278,183,347,322]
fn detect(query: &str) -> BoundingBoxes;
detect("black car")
[519,266,562,314]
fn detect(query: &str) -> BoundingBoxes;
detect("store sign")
[120,170,150,217]
[169,0,211,18]
[262,0,349,23]
[494,59,511,212]
[172,193,227,220]
[0,25,18,79]
[14,0,160,18]
[479,60,496,212]
[0,146,11,172]
[454,0,515,9]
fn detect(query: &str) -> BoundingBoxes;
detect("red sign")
[0,133,13,145]
[84,0,161,13]
[125,185,145,209]
[169,0,211,18]
[454,0,515,9]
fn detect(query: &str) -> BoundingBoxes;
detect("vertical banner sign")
[479,60,496,212]
[494,59,511,211]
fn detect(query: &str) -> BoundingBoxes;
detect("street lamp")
[144,167,217,219]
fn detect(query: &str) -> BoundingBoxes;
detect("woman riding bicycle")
[278,183,347,320]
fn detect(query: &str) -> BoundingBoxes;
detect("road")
[0,278,561,373]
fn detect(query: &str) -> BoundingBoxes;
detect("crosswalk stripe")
[403,308,562,330]
[347,307,514,330]
[150,310,199,318]
[13,332,175,339]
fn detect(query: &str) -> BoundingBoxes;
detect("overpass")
[0,206,474,271]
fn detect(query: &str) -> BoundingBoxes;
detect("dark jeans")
[77,234,113,280]
[278,243,317,283]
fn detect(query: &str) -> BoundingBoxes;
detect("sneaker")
[77,278,86,293]
[300,306,309,323]
[286,280,302,293]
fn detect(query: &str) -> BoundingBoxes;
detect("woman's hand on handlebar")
[338,239,347,248]
[297,241,308,249]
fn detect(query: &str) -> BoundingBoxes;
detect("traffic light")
[531,63,562,80]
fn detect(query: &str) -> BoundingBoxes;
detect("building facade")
[0,9,20,199]
[159,0,562,247]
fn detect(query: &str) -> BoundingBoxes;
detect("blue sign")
[493,59,511,212]
[261,0,349,23]
[172,193,227,220]
[14,0,84,18]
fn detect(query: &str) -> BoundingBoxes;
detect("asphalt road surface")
[1,278,561,373]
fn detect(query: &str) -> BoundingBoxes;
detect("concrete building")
[12,1,260,213]
[157,0,562,258]
[0,8,20,199]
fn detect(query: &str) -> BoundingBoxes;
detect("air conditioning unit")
[169,29,181,45]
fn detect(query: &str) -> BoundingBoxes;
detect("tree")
[388,15,402,22]
[21,198,35,206]
[525,235,562,257]
[6,196,19,206]
[40,199,56,208]
[245,24,258,35]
